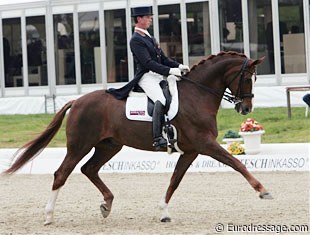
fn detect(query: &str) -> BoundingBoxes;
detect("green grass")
[217,107,310,144]
[0,114,67,148]
[0,107,309,148]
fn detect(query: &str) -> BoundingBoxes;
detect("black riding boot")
[152,101,167,150]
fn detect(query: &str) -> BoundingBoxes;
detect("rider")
[108,6,190,150]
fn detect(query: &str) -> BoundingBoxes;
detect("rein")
[180,76,222,98]
[180,58,254,104]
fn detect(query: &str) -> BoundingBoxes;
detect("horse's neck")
[178,75,222,114]
[190,57,243,95]
[187,60,228,92]
[182,59,234,111]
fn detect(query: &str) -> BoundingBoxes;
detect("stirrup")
[153,137,167,150]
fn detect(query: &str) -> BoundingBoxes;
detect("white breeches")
[138,71,166,106]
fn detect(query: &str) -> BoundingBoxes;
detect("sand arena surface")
[0,172,309,235]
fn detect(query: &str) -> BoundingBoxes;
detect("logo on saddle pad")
[130,110,146,116]
[126,76,179,122]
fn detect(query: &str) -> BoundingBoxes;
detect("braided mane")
[190,51,247,71]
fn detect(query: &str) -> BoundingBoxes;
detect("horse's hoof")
[100,203,111,218]
[259,191,273,199]
[160,217,171,222]
[44,214,54,226]
[44,220,53,226]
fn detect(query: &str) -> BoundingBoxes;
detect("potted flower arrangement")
[222,130,243,145]
[239,118,265,154]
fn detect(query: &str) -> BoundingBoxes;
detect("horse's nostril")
[245,107,251,114]
[240,107,251,115]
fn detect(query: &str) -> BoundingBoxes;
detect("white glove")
[168,74,181,81]
[169,68,182,76]
[178,64,190,74]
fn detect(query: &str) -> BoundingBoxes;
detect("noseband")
[181,58,256,105]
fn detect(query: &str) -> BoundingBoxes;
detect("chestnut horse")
[3,51,272,224]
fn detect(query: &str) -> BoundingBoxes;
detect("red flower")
[240,118,264,132]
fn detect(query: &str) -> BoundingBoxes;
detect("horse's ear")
[250,56,265,66]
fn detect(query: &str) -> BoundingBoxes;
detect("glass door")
[53,13,76,85]
[186,1,211,67]
[158,4,183,63]
[218,0,244,53]
[26,15,48,86]
[78,11,100,84]
[279,0,306,74]
[104,9,128,83]
[248,0,274,75]
[2,18,23,87]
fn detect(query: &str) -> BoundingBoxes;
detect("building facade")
[0,0,309,98]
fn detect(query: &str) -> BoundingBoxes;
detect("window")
[186,1,211,67]
[248,0,274,75]
[104,9,128,83]
[2,18,23,87]
[218,0,244,53]
[26,16,48,86]
[78,11,101,84]
[279,0,306,74]
[53,14,76,85]
[158,4,183,63]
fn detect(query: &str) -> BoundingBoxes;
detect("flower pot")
[238,130,265,154]
[222,138,243,145]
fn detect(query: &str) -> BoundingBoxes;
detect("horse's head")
[225,56,265,115]
[182,52,264,115]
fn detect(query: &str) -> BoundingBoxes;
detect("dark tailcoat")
[107,32,180,99]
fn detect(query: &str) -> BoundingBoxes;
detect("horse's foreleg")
[206,142,273,199]
[159,152,198,222]
[81,140,122,219]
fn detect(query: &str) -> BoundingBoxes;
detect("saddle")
[126,76,179,122]
[125,76,183,154]
[132,80,172,116]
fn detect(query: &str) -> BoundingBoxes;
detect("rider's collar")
[135,27,151,38]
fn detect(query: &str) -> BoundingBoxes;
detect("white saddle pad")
[126,76,179,122]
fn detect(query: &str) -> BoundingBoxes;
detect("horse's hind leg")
[81,139,122,219]
[44,148,90,225]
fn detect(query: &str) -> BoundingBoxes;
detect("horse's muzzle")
[235,102,252,115]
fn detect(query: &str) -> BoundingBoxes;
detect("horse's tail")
[3,100,75,174]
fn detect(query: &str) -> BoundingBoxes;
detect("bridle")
[181,58,256,105]
[224,58,256,104]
